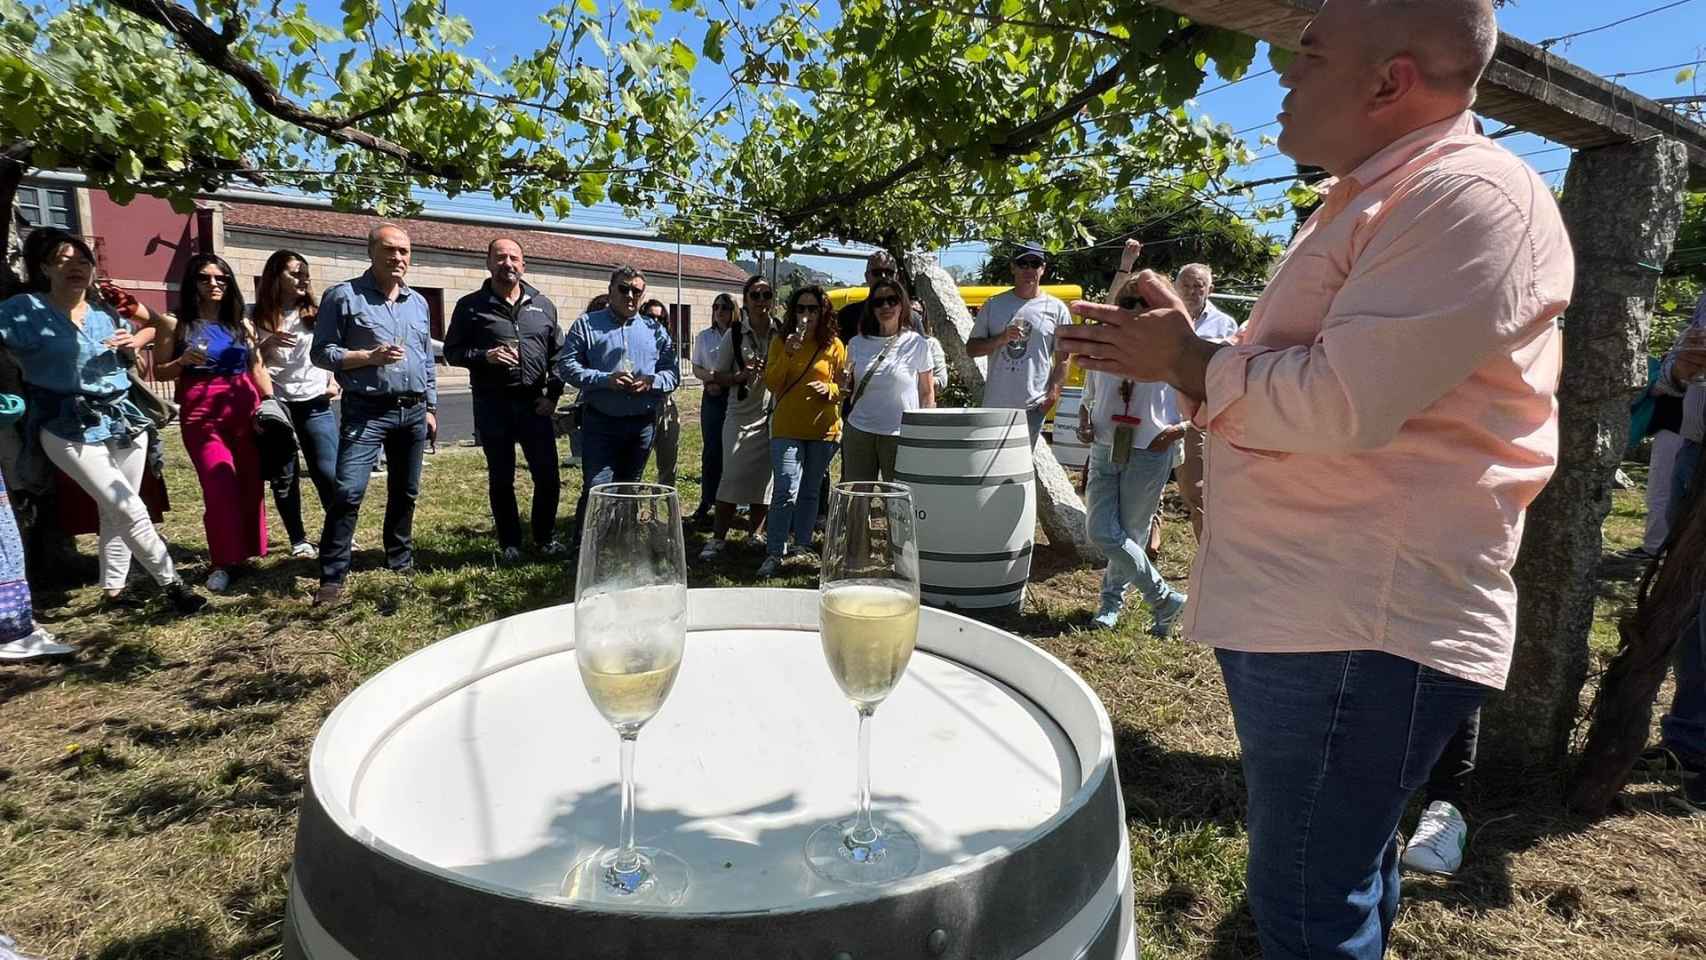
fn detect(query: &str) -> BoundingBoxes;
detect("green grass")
[0,389,1700,960]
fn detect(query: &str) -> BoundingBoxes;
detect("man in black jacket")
[444,238,567,560]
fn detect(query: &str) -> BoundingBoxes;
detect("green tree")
[975,186,1281,298]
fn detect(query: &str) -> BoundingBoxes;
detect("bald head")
[1363,0,1497,96]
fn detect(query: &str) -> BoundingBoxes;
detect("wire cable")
[1538,0,1699,50]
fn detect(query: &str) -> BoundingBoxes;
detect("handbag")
[844,335,899,419]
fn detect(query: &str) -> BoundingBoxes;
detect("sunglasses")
[749,289,774,302]
[1013,258,1045,269]
[795,303,822,314]
[871,295,901,309]
[197,274,229,286]
[616,282,645,298]
[1117,296,1144,310]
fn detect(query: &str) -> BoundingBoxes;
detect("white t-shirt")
[1083,370,1178,450]
[846,331,932,437]
[262,309,332,402]
[970,291,1069,409]
[925,335,948,391]
[692,324,727,396]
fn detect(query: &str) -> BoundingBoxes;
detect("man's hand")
[1041,383,1062,416]
[366,344,404,367]
[628,374,655,394]
[1076,414,1094,445]
[426,411,438,441]
[1059,270,1218,400]
[1118,239,1143,274]
[1000,321,1022,344]
[488,345,520,368]
[1147,424,1188,452]
[534,397,555,416]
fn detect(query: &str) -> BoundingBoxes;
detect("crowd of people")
[5,3,1706,957]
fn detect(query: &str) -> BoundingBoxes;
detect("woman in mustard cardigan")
[758,284,846,578]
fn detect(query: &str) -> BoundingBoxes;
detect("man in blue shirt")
[311,223,439,605]
[557,264,679,544]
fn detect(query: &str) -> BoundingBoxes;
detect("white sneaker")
[1402,800,1467,875]
[0,627,76,661]
[291,541,318,559]
[698,539,726,561]
[206,568,232,593]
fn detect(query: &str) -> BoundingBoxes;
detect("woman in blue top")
[0,229,205,613]
[154,254,276,593]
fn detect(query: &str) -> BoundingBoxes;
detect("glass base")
[561,846,690,905]
[804,816,921,884]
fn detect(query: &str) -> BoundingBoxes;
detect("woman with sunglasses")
[841,278,936,482]
[699,275,775,561]
[1074,272,1187,634]
[689,292,739,525]
[253,250,338,561]
[156,254,276,593]
[0,229,206,612]
[755,284,846,578]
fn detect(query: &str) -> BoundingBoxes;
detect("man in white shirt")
[1077,240,1188,632]
[1172,263,1239,541]
[967,243,1070,441]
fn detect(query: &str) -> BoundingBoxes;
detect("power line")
[1537,0,1699,49]
[1607,58,1705,80]
[1195,68,1274,99]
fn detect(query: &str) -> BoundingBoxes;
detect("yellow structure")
[828,284,1089,392]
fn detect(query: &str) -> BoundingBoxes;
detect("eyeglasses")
[1117,296,1143,310]
[749,289,774,302]
[197,274,229,286]
[616,283,645,298]
[1013,257,1046,269]
[796,303,822,314]
[871,295,901,309]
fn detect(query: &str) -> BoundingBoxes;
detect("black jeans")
[270,395,340,546]
[319,397,428,584]
[1424,706,1480,814]
[697,391,729,513]
[573,406,655,545]
[474,391,561,550]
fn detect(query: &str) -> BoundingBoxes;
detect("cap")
[1010,243,1047,262]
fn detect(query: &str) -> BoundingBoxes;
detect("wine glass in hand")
[805,481,923,885]
[563,483,691,905]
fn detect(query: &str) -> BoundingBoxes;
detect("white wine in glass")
[805,481,923,885]
[562,483,690,905]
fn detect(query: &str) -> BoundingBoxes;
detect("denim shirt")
[0,293,143,443]
[311,271,437,407]
[556,308,679,418]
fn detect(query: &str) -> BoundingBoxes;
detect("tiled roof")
[219,200,749,284]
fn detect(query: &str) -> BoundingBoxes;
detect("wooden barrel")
[283,589,1134,959]
[895,408,1035,611]
[1051,386,1090,469]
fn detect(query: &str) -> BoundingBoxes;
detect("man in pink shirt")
[1061,1,1574,957]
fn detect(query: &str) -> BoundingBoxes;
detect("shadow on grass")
[92,922,218,960]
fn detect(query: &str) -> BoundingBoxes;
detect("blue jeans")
[766,438,837,558]
[697,392,730,514]
[1219,649,1489,960]
[270,396,340,546]
[1662,437,1706,764]
[574,406,656,543]
[1084,443,1176,609]
[474,391,561,550]
[319,398,428,584]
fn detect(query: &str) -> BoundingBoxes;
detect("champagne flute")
[562,482,691,905]
[805,481,923,885]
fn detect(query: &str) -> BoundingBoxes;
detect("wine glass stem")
[615,732,641,872]
[849,704,877,844]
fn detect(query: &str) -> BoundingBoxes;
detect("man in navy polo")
[311,223,438,605]
[557,264,679,545]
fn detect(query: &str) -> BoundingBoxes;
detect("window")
[16,185,76,230]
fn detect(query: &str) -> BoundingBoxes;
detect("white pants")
[39,432,177,590]
[1645,429,1685,554]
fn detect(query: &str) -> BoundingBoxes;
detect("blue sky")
[307,1,1704,283]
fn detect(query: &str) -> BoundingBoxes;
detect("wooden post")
[1484,138,1690,776]
[907,252,1101,565]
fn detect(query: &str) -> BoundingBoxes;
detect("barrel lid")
[301,589,1117,928]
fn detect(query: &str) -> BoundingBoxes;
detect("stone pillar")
[907,252,1101,565]
[1484,139,1690,775]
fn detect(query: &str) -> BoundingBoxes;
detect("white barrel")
[894,408,1035,611]
[1051,386,1089,469]
[283,588,1135,960]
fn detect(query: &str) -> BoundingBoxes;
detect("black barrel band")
[901,412,1024,427]
[894,471,1032,487]
[922,579,1031,597]
[919,545,1033,563]
[896,436,1030,450]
